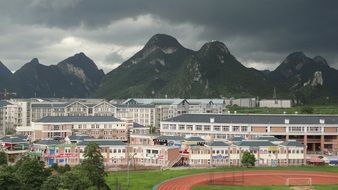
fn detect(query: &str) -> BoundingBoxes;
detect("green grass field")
[227,105,338,114]
[105,166,338,190]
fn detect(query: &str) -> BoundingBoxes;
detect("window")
[233,126,240,132]
[308,127,321,132]
[162,124,169,130]
[241,126,248,132]
[222,126,229,131]
[204,125,210,131]
[187,125,193,131]
[214,126,220,131]
[179,125,185,130]
[170,125,176,130]
[289,127,304,132]
[196,125,202,131]
[53,125,60,130]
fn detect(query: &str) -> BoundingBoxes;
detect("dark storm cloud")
[0,0,337,72]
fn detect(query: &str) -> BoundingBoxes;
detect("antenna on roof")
[273,87,278,104]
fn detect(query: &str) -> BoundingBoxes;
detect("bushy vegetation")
[241,151,256,167]
[0,142,110,190]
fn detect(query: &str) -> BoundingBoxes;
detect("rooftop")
[185,136,205,142]
[36,116,122,123]
[207,141,229,147]
[154,135,186,141]
[133,122,147,128]
[280,140,305,147]
[228,136,244,142]
[0,100,12,107]
[164,114,338,125]
[34,139,61,145]
[256,136,281,141]
[237,140,276,147]
[68,135,94,141]
[0,136,28,143]
[78,140,126,146]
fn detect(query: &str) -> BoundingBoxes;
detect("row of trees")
[0,142,110,190]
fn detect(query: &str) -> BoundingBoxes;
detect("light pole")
[127,152,136,190]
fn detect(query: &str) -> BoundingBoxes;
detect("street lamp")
[127,152,137,190]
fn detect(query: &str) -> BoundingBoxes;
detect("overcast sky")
[1,0,338,73]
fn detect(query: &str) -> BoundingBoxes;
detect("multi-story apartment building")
[0,101,11,136]
[2,133,306,168]
[77,139,127,167]
[17,116,137,141]
[122,98,226,127]
[160,114,338,154]
[7,100,31,127]
[30,136,180,168]
[1,98,228,133]
[188,139,305,167]
[115,104,156,127]
[30,100,116,122]
[0,100,30,135]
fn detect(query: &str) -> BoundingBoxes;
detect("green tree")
[15,157,51,190]
[81,142,106,189]
[241,151,256,167]
[301,106,314,114]
[40,175,61,190]
[0,165,21,190]
[0,151,7,166]
[5,129,16,135]
[51,163,71,174]
[60,169,93,190]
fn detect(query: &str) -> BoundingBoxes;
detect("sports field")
[105,166,338,190]
[156,170,338,190]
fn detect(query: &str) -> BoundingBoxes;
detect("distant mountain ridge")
[96,34,338,103]
[269,52,338,103]
[0,53,104,98]
[1,33,338,103]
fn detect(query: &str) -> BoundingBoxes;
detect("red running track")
[156,170,338,190]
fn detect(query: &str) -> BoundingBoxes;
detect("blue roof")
[78,140,126,146]
[207,141,229,147]
[256,136,281,141]
[186,136,205,141]
[0,136,27,143]
[280,140,304,147]
[68,135,93,141]
[0,100,11,107]
[133,123,146,128]
[165,114,338,125]
[35,139,61,145]
[155,136,186,141]
[229,136,244,142]
[237,140,275,147]
[37,116,121,123]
